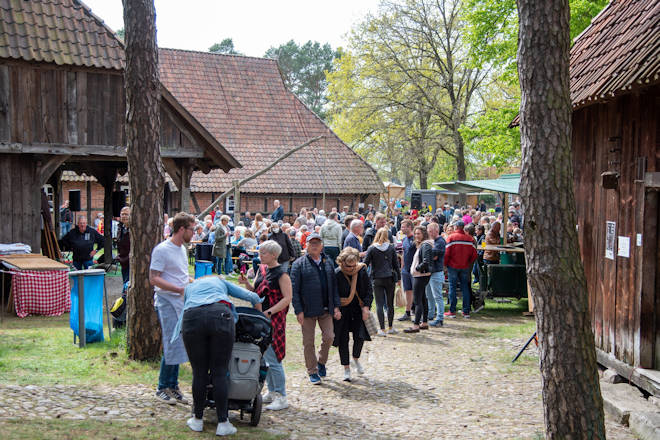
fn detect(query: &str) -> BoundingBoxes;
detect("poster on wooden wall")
[605,221,616,260]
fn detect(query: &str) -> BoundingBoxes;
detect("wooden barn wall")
[0,61,202,151]
[572,86,659,368]
[0,155,41,251]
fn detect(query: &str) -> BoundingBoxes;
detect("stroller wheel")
[250,393,262,426]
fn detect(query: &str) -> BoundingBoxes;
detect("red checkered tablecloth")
[10,269,71,318]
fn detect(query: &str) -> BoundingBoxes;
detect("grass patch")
[0,314,192,387]
[0,418,284,440]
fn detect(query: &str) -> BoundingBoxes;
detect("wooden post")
[502,192,508,244]
[53,169,62,238]
[103,180,113,264]
[233,179,240,225]
[180,161,191,214]
[86,180,92,224]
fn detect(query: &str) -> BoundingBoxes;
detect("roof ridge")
[73,0,125,50]
[159,47,277,63]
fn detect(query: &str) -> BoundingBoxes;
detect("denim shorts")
[401,272,413,291]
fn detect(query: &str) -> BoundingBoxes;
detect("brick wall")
[62,181,105,219]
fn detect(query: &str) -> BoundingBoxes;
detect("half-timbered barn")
[0,0,239,254]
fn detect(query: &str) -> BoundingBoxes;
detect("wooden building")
[512,0,659,393]
[0,0,239,253]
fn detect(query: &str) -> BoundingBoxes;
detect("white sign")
[617,236,630,258]
[636,233,642,247]
[605,221,616,260]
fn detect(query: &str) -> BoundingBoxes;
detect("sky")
[82,0,382,56]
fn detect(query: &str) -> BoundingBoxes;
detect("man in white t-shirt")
[149,212,195,405]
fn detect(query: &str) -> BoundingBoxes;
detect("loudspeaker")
[112,191,126,217]
[410,193,421,210]
[68,190,81,212]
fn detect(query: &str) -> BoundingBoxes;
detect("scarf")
[340,262,366,307]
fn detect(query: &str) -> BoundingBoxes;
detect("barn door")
[639,175,659,368]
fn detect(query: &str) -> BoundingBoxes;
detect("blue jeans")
[158,357,179,390]
[448,267,471,314]
[224,246,233,274]
[426,271,445,320]
[263,345,286,396]
[60,221,72,239]
[215,257,224,274]
[72,259,94,270]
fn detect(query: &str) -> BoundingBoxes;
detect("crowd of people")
[60,196,524,436]
[140,198,525,436]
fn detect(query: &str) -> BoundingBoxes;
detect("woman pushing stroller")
[170,274,263,436]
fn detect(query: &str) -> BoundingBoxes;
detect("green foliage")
[264,40,340,119]
[209,38,241,55]
[115,27,125,41]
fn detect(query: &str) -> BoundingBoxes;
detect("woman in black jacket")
[333,247,373,382]
[268,224,295,272]
[363,227,401,335]
[404,226,434,333]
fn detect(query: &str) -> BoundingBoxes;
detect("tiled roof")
[159,48,384,195]
[570,0,659,109]
[0,0,124,70]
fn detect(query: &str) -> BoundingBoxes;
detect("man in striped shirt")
[443,221,478,319]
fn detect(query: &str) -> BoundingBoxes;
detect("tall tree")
[517,0,605,437]
[264,40,340,119]
[123,0,164,361]
[209,38,241,55]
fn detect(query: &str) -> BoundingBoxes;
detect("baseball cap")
[454,220,465,228]
[307,232,322,242]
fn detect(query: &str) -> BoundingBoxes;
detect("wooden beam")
[180,160,191,214]
[0,142,204,158]
[190,192,201,214]
[162,158,182,189]
[37,154,71,185]
[596,349,660,397]
[196,135,323,219]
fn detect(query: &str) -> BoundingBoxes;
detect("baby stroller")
[205,307,272,427]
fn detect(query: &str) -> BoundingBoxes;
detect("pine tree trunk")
[516,0,605,438]
[123,0,164,361]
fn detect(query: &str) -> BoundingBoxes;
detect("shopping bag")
[363,312,379,337]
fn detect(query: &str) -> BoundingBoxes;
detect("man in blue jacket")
[291,233,341,384]
[271,200,284,222]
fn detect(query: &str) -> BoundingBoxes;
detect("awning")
[432,174,520,195]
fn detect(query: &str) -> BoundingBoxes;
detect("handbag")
[341,267,379,338]
[395,284,406,308]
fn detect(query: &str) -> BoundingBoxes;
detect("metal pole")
[77,273,86,348]
[103,274,112,340]
[512,331,537,363]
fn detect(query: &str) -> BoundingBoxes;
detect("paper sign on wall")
[617,236,630,258]
[605,221,616,260]
[636,233,642,246]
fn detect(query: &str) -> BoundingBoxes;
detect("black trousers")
[413,276,430,325]
[337,302,365,365]
[182,302,235,421]
[373,277,395,329]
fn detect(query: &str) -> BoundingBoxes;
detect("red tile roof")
[570,0,659,109]
[0,0,124,70]
[159,48,384,195]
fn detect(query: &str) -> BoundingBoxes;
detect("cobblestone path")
[0,314,635,439]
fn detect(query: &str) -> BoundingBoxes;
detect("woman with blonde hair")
[251,213,267,237]
[333,247,373,381]
[363,228,400,335]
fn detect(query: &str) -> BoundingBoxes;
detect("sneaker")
[262,391,276,404]
[309,373,322,385]
[397,313,411,322]
[186,417,203,432]
[377,329,386,337]
[429,318,444,327]
[403,327,420,333]
[168,387,189,405]
[444,311,456,318]
[216,420,237,436]
[155,389,176,405]
[317,362,327,378]
[352,359,364,375]
[343,369,352,382]
[387,327,398,335]
[265,394,289,411]
[462,311,470,319]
